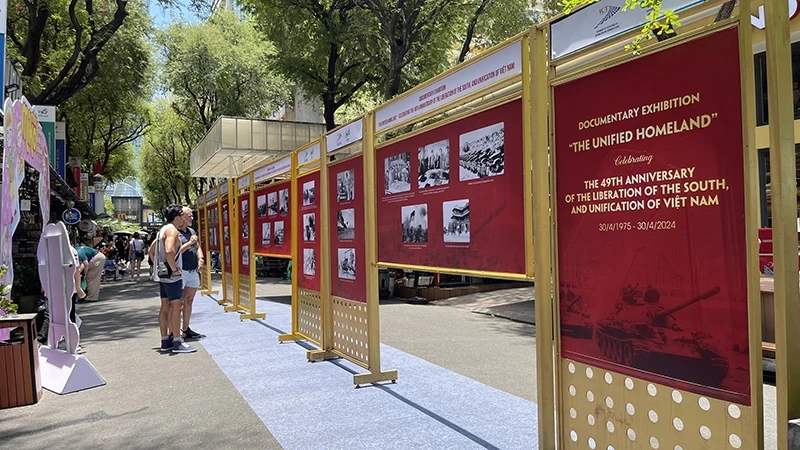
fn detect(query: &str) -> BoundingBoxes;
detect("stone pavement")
[0,278,282,450]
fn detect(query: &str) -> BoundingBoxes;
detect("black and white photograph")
[274,221,285,245]
[262,223,271,246]
[242,222,249,239]
[225,246,231,266]
[443,199,470,243]
[303,248,316,276]
[384,152,411,194]
[418,139,450,189]
[303,180,316,206]
[401,204,428,244]
[223,204,229,223]
[257,194,267,217]
[337,169,355,202]
[241,199,249,219]
[268,192,278,216]
[242,246,249,266]
[459,122,505,181]
[337,248,356,280]
[337,208,355,240]
[224,226,230,242]
[303,213,316,242]
[279,189,289,214]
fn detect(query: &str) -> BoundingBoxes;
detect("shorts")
[182,270,200,289]
[159,281,184,301]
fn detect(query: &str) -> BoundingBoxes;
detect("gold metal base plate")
[239,312,265,321]
[307,349,339,362]
[278,333,303,343]
[353,369,399,387]
[224,305,244,312]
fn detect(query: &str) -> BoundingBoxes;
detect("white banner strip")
[254,155,292,183]
[375,40,522,133]
[220,182,229,196]
[326,119,363,153]
[237,173,251,190]
[207,187,218,201]
[298,142,321,165]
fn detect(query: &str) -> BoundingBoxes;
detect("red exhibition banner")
[554,29,750,405]
[297,171,321,291]
[376,99,526,274]
[239,193,251,275]
[222,196,232,274]
[254,181,291,257]
[207,204,220,252]
[328,155,366,303]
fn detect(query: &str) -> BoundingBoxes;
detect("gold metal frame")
[218,187,231,306]
[537,3,766,448]
[222,180,241,313]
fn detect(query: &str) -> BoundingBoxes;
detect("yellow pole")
[738,1,765,447]
[241,173,265,320]
[353,111,398,386]
[279,151,302,341]
[531,26,556,450]
[521,33,535,280]
[766,1,800,448]
[225,179,242,312]
[307,138,337,360]
[218,187,229,305]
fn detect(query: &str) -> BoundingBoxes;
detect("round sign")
[62,208,81,225]
[77,219,96,234]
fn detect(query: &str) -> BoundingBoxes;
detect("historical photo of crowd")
[303,248,316,276]
[459,122,505,181]
[337,208,356,240]
[401,204,428,244]
[385,152,411,194]
[268,192,278,216]
[279,188,289,214]
[242,246,249,266]
[261,223,271,246]
[443,199,470,243]
[257,194,267,217]
[241,199,249,219]
[274,221,285,245]
[337,169,355,202]
[303,180,316,206]
[303,213,316,242]
[418,139,450,189]
[338,248,356,280]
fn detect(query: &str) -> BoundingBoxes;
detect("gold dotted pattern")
[560,359,753,450]
[297,289,322,345]
[238,276,252,312]
[331,296,369,365]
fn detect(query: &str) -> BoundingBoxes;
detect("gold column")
[531,26,556,450]
[766,0,800,448]
[279,151,302,341]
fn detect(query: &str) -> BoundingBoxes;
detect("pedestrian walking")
[130,232,146,281]
[77,236,105,302]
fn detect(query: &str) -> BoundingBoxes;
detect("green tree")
[456,0,536,64]
[57,0,153,182]
[158,10,289,133]
[560,0,679,53]
[243,0,375,129]
[6,0,150,105]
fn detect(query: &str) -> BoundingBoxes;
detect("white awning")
[190,116,326,178]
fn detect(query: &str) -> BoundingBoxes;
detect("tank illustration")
[560,290,593,340]
[595,285,729,387]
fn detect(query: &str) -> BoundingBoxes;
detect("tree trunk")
[384,63,403,100]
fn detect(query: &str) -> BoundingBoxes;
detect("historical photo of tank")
[257,195,267,217]
[274,221,285,245]
[337,169,355,202]
[385,152,411,194]
[338,248,356,280]
[442,199,469,243]
[242,222,249,239]
[401,204,428,243]
[279,189,289,214]
[268,192,278,216]
[303,213,316,242]
[559,289,593,340]
[459,122,505,181]
[337,208,355,240]
[261,223,271,246]
[241,199,249,219]
[303,248,316,276]
[303,180,316,206]
[418,139,450,189]
[242,246,249,266]
[224,226,230,242]
[593,284,729,388]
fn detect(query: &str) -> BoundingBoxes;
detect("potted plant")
[12,262,41,313]
[0,265,19,317]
